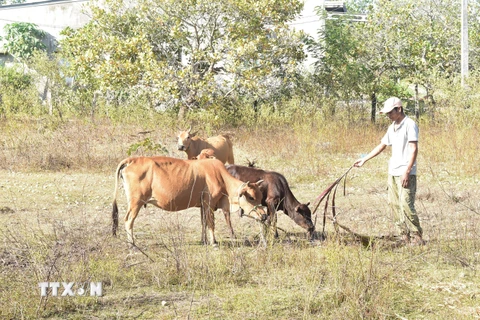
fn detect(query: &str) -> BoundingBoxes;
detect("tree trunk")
[414,84,419,120]
[42,77,53,115]
[177,104,186,121]
[370,92,377,123]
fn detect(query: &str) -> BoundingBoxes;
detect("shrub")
[0,65,43,118]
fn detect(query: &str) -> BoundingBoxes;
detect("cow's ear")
[306,202,310,206]
[239,181,249,195]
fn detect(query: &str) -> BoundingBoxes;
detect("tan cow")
[112,156,266,246]
[194,148,216,160]
[177,128,234,164]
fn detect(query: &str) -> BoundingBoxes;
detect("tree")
[2,22,46,62]
[307,10,370,111]
[60,0,306,119]
[359,0,475,118]
[306,2,386,120]
[308,0,480,121]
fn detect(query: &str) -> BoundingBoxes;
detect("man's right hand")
[353,158,365,167]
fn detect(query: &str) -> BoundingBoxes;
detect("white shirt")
[381,116,419,176]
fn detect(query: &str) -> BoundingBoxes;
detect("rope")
[311,166,353,238]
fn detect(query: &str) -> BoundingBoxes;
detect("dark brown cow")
[112,157,266,246]
[177,128,234,164]
[226,165,315,240]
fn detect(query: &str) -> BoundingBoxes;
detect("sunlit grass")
[0,106,479,319]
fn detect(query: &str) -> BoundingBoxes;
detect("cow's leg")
[200,206,206,244]
[222,210,236,239]
[124,201,143,247]
[203,204,217,246]
[200,192,211,244]
[252,200,273,247]
[272,209,278,238]
[266,199,279,239]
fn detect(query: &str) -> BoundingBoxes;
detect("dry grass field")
[0,116,479,319]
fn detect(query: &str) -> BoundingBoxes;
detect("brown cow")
[226,165,315,240]
[112,156,266,246]
[177,128,234,164]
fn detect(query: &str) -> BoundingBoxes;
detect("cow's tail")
[112,159,128,236]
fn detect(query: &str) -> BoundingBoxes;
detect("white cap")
[379,97,402,114]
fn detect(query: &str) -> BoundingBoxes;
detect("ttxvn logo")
[38,282,103,297]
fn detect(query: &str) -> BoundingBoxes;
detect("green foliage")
[1,0,478,125]
[2,22,46,61]
[360,0,461,93]
[429,72,480,127]
[307,0,480,121]
[127,137,169,156]
[0,65,42,118]
[27,51,73,118]
[345,0,373,14]
[59,0,306,118]
[308,11,370,102]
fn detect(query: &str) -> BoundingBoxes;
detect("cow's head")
[177,126,196,151]
[197,148,216,160]
[293,202,315,240]
[235,180,267,221]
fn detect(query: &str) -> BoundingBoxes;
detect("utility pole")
[461,0,468,87]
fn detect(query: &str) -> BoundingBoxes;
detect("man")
[353,97,425,245]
